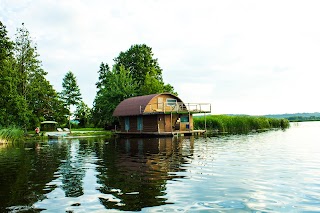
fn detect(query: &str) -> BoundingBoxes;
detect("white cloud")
[1,0,320,114]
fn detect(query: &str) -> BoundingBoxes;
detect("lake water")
[1,122,320,212]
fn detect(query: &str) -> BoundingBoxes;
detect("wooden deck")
[115,130,206,137]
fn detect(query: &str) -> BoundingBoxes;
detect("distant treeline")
[194,115,290,134]
[264,112,320,122]
[286,116,320,122]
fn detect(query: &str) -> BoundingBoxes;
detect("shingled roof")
[113,93,183,116]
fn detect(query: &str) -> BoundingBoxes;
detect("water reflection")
[95,137,194,211]
[0,140,69,212]
[2,123,320,212]
[0,136,195,212]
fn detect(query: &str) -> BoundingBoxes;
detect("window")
[125,117,130,131]
[137,116,143,131]
[180,116,189,122]
[166,98,177,106]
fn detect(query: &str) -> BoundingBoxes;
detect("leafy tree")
[0,22,68,130]
[96,62,110,92]
[27,73,67,126]
[93,65,137,128]
[113,44,176,96]
[92,44,177,128]
[92,62,110,127]
[13,23,64,129]
[14,23,46,99]
[60,71,82,131]
[0,21,29,128]
[74,101,91,128]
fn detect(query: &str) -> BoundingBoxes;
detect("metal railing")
[140,102,211,114]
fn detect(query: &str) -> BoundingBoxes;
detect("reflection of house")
[113,93,211,136]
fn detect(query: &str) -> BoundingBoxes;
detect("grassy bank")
[0,127,24,143]
[194,115,290,134]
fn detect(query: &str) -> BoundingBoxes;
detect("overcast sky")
[1,0,319,115]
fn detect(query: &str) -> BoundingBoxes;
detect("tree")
[92,62,110,127]
[0,21,29,128]
[74,101,91,128]
[13,23,64,129]
[60,71,82,132]
[0,22,67,129]
[92,44,177,128]
[92,65,137,128]
[113,44,176,96]
[27,73,67,126]
[96,62,110,92]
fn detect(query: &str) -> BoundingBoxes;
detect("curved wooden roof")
[113,93,183,116]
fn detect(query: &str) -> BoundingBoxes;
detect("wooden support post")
[204,112,207,132]
[171,112,173,133]
[189,110,191,132]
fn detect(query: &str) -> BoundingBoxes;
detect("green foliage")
[74,101,91,128]
[194,115,290,134]
[113,44,176,96]
[60,71,82,108]
[96,62,110,92]
[0,126,24,142]
[93,44,177,127]
[93,65,137,127]
[0,22,29,128]
[0,21,68,130]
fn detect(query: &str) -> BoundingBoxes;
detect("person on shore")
[35,127,40,136]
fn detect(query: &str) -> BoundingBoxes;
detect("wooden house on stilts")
[113,93,211,136]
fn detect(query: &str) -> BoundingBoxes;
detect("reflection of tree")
[0,141,68,211]
[94,136,195,211]
[59,139,86,197]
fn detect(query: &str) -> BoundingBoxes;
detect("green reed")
[0,126,24,142]
[194,115,290,134]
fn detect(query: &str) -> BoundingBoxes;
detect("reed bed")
[0,127,24,142]
[194,115,290,134]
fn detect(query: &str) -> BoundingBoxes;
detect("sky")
[1,0,320,115]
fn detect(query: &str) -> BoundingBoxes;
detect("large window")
[137,116,143,131]
[125,117,130,131]
[166,98,177,106]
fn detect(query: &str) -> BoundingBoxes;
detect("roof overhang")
[40,121,58,124]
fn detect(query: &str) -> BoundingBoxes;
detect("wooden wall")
[144,94,181,113]
[118,114,193,133]
[119,115,158,132]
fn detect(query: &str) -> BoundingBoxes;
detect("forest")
[0,21,176,131]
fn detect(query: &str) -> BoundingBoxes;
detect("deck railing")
[140,102,211,114]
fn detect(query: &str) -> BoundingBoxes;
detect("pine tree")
[60,71,82,132]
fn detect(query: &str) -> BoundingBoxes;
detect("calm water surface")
[0,122,320,212]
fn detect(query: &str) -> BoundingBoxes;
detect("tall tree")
[0,21,29,128]
[93,65,137,128]
[113,44,176,96]
[92,62,110,127]
[60,71,82,131]
[92,44,177,128]
[14,23,46,99]
[96,62,110,92]
[13,23,64,129]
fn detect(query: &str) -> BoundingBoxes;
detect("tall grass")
[0,127,24,142]
[194,115,290,134]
